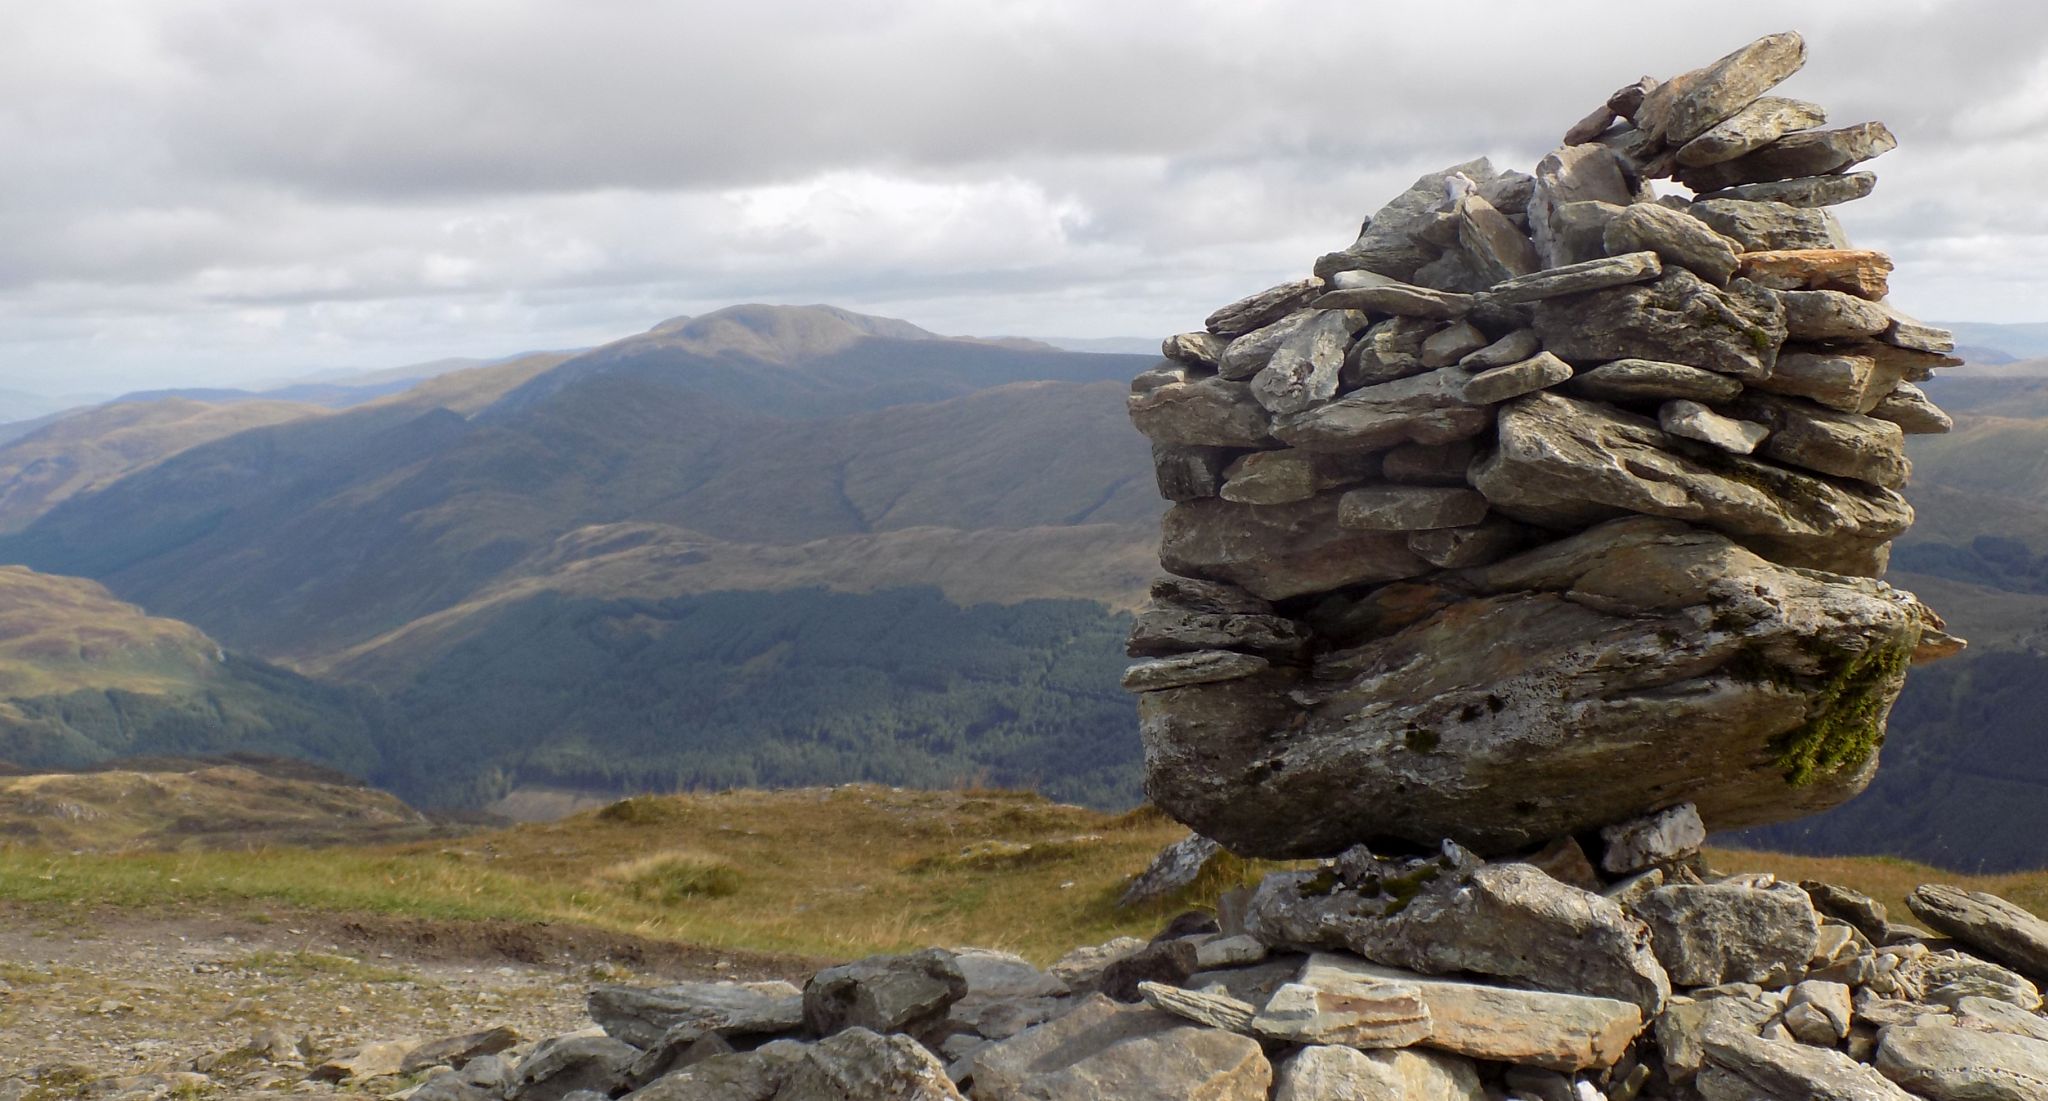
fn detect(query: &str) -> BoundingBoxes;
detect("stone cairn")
[384,32,2048,1101]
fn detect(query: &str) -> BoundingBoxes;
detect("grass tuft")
[598,849,743,902]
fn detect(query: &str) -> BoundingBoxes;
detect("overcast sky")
[4,0,2044,394]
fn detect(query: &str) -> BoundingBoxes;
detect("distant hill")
[1941,321,2048,362]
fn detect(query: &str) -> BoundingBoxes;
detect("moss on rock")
[1771,636,1912,786]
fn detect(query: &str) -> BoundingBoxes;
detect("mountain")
[1940,321,2048,362]
[0,305,1160,809]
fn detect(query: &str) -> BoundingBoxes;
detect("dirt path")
[0,903,816,1099]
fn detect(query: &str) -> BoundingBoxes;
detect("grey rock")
[1540,200,1629,268]
[1343,315,1441,385]
[1482,250,1663,306]
[1194,935,1268,970]
[1635,881,1821,987]
[1118,834,1226,907]
[1298,955,1642,1072]
[1382,440,1476,486]
[1781,288,1892,340]
[625,1043,810,1100]
[1731,392,1909,487]
[590,983,804,1050]
[1751,349,1904,414]
[969,994,1271,1101]
[1635,31,1809,145]
[1456,194,1542,283]
[1568,358,1745,404]
[1136,981,1257,1033]
[1127,376,1277,448]
[1312,280,1476,320]
[1337,486,1489,532]
[1421,320,1490,368]
[1163,331,1229,370]
[1529,147,1635,268]
[1604,204,1743,286]
[1274,368,1492,453]
[1252,309,1367,415]
[1459,327,1541,369]
[774,1028,963,1101]
[1737,247,1895,298]
[1406,518,1529,569]
[1097,938,1200,1002]
[1317,158,1502,282]
[1681,122,1899,193]
[1121,651,1270,692]
[1697,171,1878,207]
[1879,304,1956,354]
[803,949,967,1040]
[1608,76,1658,119]
[1700,1023,1914,1100]
[413,1078,498,1101]
[1248,979,1434,1047]
[1676,96,1829,167]
[1459,350,1575,403]
[1805,882,1891,942]
[404,1028,522,1076]
[1658,994,1781,1085]
[1247,855,1671,1014]
[1660,400,1770,454]
[1148,576,1272,615]
[1046,938,1147,993]
[1907,886,2048,985]
[1786,980,1854,1043]
[1219,448,1377,506]
[1904,950,2042,1010]
[1600,804,1708,874]
[1473,392,1911,574]
[1126,606,1308,660]
[1272,1045,1484,1101]
[1564,100,1623,147]
[1206,277,1325,336]
[508,1036,639,1101]
[1150,443,1234,502]
[1875,1024,2048,1101]
[1532,269,1785,380]
[1870,381,1953,434]
[1218,309,1320,380]
[1953,995,2048,1043]
[1159,493,1432,600]
[1690,198,1845,252]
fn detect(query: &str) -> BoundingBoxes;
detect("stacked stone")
[1124,30,1966,863]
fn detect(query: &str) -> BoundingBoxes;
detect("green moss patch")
[1771,638,1912,786]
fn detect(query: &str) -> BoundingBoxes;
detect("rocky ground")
[0,904,806,1100]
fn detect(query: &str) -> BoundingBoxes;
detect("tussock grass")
[598,849,744,902]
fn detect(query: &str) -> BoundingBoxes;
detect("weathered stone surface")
[1870,381,1952,434]
[1136,981,1258,1033]
[971,994,1271,1101]
[313,1040,415,1084]
[404,1029,522,1076]
[1207,277,1325,336]
[1738,247,1893,298]
[1249,979,1434,1047]
[1533,269,1784,379]
[1698,171,1877,207]
[1635,881,1821,987]
[1875,1024,2048,1101]
[1272,1045,1484,1101]
[1681,122,1898,192]
[1252,310,1366,415]
[1786,980,1854,1044]
[1459,327,1541,369]
[1343,315,1440,386]
[1301,955,1643,1072]
[1460,350,1575,403]
[1117,834,1225,908]
[1159,493,1432,600]
[1157,518,1928,858]
[1657,994,1781,1085]
[1317,158,1502,282]
[1338,486,1489,532]
[1902,950,2043,1011]
[1660,400,1769,454]
[1636,31,1808,146]
[1700,1024,1914,1100]
[1218,309,1318,380]
[1473,392,1911,572]
[1163,331,1229,370]
[1247,855,1671,1014]
[1880,304,1955,354]
[1732,392,1909,487]
[1781,288,1892,340]
[803,949,967,1040]
[1420,320,1489,368]
[1529,147,1635,267]
[1097,938,1200,1003]
[1907,886,2048,984]
[1151,443,1234,501]
[1568,358,1745,404]
[1128,606,1306,660]
[1121,651,1270,692]
[1954,995,2048,1043]
[590,983,803,1050]
[1751,349,1903,414]
[1805,881,1891,942]
[1406,518,1528,569]
[624,1042,807,1101]
[1676,96,1828,167]
[1219,449,1377,505]
[1274,368,1491,453]
[1382,440,1475,486]
[1690,198,1845,252]
[1605,204,1743,285]
[1149,576,1272,615]
[1482,250,1663,305]
[1314,280,1475,320]
[1456,194,1542,283]
[1128,376,1277,447]
[1194,934,1268,971]
[1600,804,1707,874]
[508,1036,638,1101]
[774,1028,964,1101]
